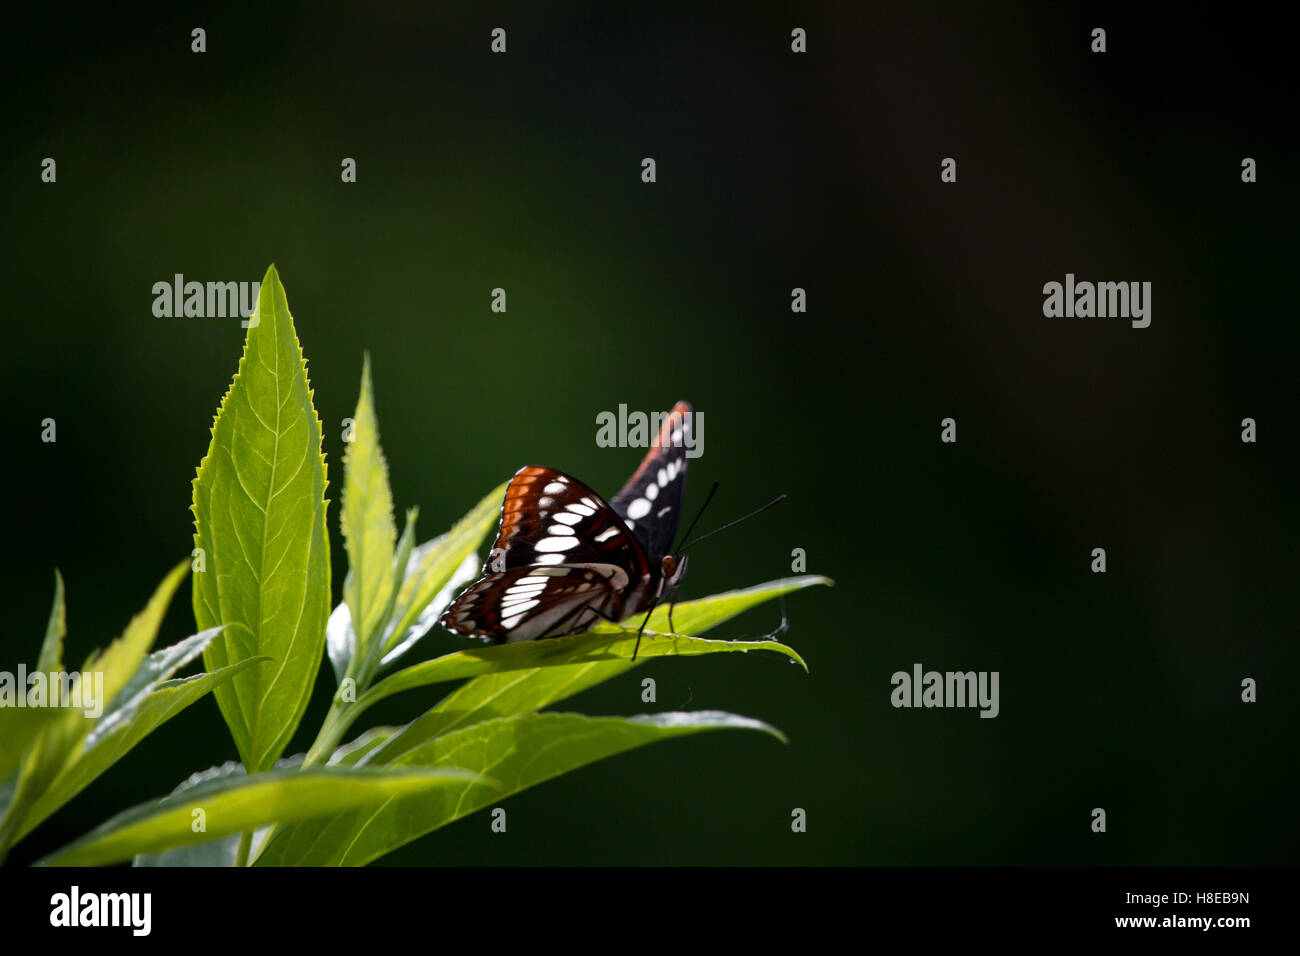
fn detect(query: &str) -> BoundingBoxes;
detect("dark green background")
[3,3,1296,865]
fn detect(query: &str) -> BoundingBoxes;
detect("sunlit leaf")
[378,481,507,662]
[255,711,780,866]
[40,765,489,867]
[353,576,827,758]
[16,657,265,843]
[192,264,331,773]
[339,353,397,673]
[37,569,66,673]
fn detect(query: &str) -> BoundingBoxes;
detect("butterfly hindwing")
[440,563,630,642]
[609,400,692,562]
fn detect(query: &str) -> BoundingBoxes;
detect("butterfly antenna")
[671,479,720,555]
[630,489,781,661]
[678,494,787,554]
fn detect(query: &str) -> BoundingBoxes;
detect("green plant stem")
[255,681,364,865]
[303,701,356,768]
[234,829,252,867]
[301,643,383,768]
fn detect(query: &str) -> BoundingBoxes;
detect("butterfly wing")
[440,563,631,642]
[440,466,654,642]
[489,465,652,574]
[609,400,692,561]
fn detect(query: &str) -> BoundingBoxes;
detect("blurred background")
[2,2,1296,865]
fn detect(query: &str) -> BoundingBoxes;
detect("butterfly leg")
[632,568,689,659]
[587,605,658,662]
[587,604,653,644]
[631,605,657,662]
[664,559,689,636]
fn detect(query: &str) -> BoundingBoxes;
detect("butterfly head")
[660,553,687,589]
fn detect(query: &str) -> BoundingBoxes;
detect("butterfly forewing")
[491,466,651,575]
[609,400,692,562]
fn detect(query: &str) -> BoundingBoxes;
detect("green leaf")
[0,563,191,858]
[134,728,396,867]
[132,762,248,867]
[379,509,419,664]
[328,727,400,767]
[378,480,508,663]
[39,765,489,867]
[379,553,479,671]
[324,482,505,689]
[253,578,822,866]
[17,564,189,803]
[353,575,827,754]
[255,711,780,866]
[327,507,419,685]
[0,573,69,788]
[600,574,831,643]
[340,353,397,672]
[92,624,226,733]
[192,264,331,773]
[14,657,265,844]
[87,561,193,728]
[365,622,808,709]
[135,834,242,868]
[130,755,306,867]
[37,569,66,673]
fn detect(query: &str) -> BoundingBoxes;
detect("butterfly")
[440,401,698,653]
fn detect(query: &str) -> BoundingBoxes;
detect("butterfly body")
[441,402,694,644]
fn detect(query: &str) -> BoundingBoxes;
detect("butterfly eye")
[661,555,677,577]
